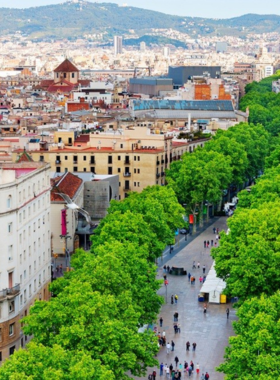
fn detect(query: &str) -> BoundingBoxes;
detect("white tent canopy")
[200,262,226,303]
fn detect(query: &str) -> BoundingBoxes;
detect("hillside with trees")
[0,2,280,40]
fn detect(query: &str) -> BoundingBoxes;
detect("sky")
[0,0,279,18]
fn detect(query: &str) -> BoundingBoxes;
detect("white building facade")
[0,161,52,362]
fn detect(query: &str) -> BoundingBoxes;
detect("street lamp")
[60,234,72,268]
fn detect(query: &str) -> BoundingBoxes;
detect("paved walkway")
[135,217,236,380]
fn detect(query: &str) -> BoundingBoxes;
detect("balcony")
[161,172,165,177]
[156,173,160,178]
[90,160,95,165]
[123,187,131,191]
[0,284,20,301]
[55,160,61,165]
[156,161,160,165]
[161,159,165,164]
[73,160,78,164]
[124,160,130,165]
[123,172,131,177]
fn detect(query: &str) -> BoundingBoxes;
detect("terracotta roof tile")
[51,172,83,202]
[16,151,34,163]
[54,59,79,73]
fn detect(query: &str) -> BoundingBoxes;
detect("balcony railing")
[124,160,130,165]
[55,160,61,165]
[123,187,131,191]
[156,161,160,165]
[0,284,20,301]
[161,172,165,177]
[123,172,131,177]
[156,173,160,178]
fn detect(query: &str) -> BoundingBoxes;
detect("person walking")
[201,374,205,380]
[166,342,171,354]
[190,361,194,371]
[203,275,206,283]
[171,340,175,351]
[203,306,207,314]
[160,363,164,376]
[202,265,206,274]
[177,323,181,333]
[226,308,229,319]
[152,370,156,380]
[169,364,173,373]
[188,366,192,377]
[174,356,179,367]
[215,234,219,241]
[166,366,170,379]
[217,228,219,234]
[192,261,196,269]
[186,341,190,351]
[192,342,197,351]
[160,317,163,327]
[203,240,206,248]
[205,372,210,379]
[188,272,191,282]
[213,227,216,234]
[211,240,213,246]
[197,262,200,269]
[175,294,178,304]
[196,363,200,374]
[162,330,166,338]
[207,240,210,248]
[199,276,203,284]
[171,295,174,304]
[163,265,167,273]
[173,323,178,334]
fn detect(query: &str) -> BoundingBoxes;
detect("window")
[118,155,121,161]
[34,261,36,271]
[8,223,12,233]
[73,167,78,172]
[83,168,87,172]
[20,254,22,264]
[9,300,15,313]
[73,155,78,163]
[138,169,140,174]
[72,73,75,78]
[120,144,123,148]
[20,295,23,305]
[90,156,95,164]
[9,346,15,356]
[19,191,22,202]
[138,156,140,161]
[134,156,136,161]
[91,167,95,173]
[118,168,121,173]
[138,182,140,187]
[34,279,37,292]
[119,182,121,187]
[108,156,113,164]
[134,168,136,173]
[24,270,26,279]
[56,167,61,173]
[29,284,31,297]
[29,266,31,276]
[65,156,68,160]
[64,73,66,78]
[0,328,2,342]
[9,323,15,336]
[134,182,136,186]
[20,275,22,284]
[7,195,12,208]
[108,167,113,175]
[83,156,87,161]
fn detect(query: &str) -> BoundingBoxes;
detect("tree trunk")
[199,202,204,227]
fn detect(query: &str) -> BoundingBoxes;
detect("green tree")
[0,342,113,380]
[212,202,280,301]
[217,292,280,379]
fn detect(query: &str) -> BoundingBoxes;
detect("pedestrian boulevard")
[135,217,236,380]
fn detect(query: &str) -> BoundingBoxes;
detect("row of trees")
[0,186,185,379]
[166,122,269,231]
[212,75,280,378]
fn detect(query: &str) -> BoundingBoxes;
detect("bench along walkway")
[134,217,236,380]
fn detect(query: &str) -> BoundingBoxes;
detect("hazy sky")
[0,0,279,18]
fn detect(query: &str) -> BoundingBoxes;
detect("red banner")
[189,214,194,224]
[61,209,67,235]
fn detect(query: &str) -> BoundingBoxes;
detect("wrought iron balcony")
[0,284,20,301]
[123,172,131,177]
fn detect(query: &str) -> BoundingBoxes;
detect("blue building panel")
[131,99,234,112]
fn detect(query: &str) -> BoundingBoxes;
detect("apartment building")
[12,127,205,200]
[0,160,51,362]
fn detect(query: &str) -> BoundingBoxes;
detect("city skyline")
[0,0,279,18]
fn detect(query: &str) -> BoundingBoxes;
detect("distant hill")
[1,1,280,42]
